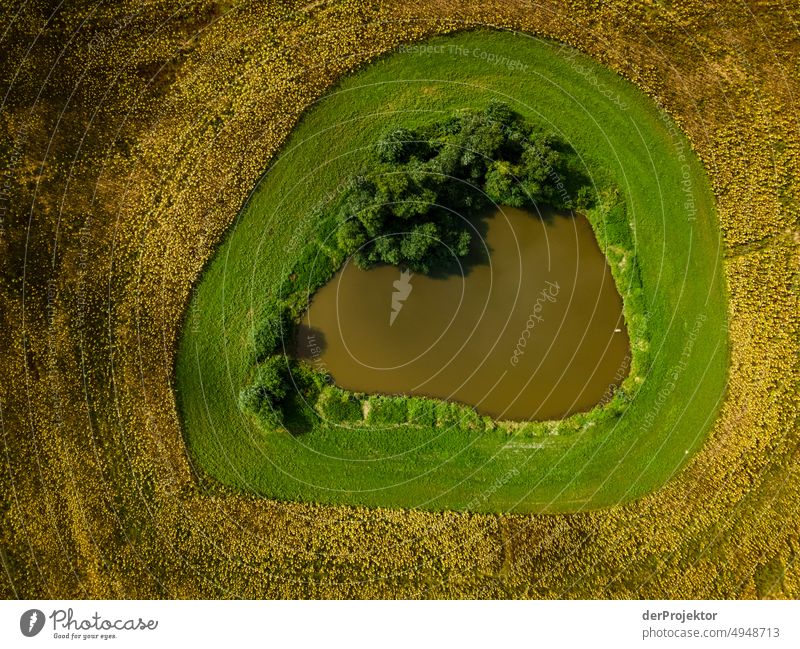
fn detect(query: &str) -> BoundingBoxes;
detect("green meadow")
[175,30,728,513]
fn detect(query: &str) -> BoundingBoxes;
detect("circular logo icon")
[20,609,45,637]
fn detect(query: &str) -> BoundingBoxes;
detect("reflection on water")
[296,207,630,421]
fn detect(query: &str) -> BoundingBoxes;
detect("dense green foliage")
[252,302,293,361]
[317,386,363,423]
[237,356,292,426]
[336,101,592,273]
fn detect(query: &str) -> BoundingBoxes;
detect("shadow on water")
[441,204,576,273]
[426,204,574,280]
[521,203,572,226]
[294,323,328,359]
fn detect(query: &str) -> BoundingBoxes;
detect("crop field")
[1,0,799,599]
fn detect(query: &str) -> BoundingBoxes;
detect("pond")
[296,206,630,421]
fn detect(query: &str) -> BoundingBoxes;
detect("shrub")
[317,386,362,423]
[375,126,430,163]
[366,395,409,424]
[407,397,437,427]
[456,405,485,431]
[435,401,459,427]
[291,242,338,295]
[575,185,596,210]
[238,356,291,428]
[253,303,292,361]
[428,401,484,430]
[252,356,290,401]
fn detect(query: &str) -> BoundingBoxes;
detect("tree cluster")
[336,101,593,273]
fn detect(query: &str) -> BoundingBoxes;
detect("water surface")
[297,207,630,420]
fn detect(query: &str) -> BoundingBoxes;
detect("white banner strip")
[0,600,796,649]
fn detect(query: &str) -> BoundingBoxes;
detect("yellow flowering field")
[0,0,797,598]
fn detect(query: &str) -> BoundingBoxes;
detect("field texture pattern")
[1,0,798,598]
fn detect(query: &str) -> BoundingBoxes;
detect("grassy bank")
[176,29,728,513]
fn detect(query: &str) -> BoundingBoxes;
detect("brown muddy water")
[296,207,630,421]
